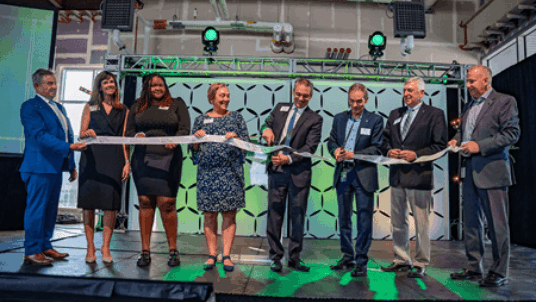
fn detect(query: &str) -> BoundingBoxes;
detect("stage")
[0,224,535,301]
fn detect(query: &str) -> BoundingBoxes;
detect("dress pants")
[336,169,374,266]
[390,186,431,267]
[463,158,510,278]
[266,168,310,262]
[20,172,63,255]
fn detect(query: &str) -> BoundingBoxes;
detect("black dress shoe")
[450,268,483,280]
[479,272,508,287]
[330,258,355,270]
[380,262,412,272]
[407,266,426,278]
[271,259,282,272]
[288,259,310,272]
[351,265,366,277]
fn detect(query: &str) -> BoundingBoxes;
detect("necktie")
[283,107,299,146]
[49,101,69,141]
[401,108,414,141]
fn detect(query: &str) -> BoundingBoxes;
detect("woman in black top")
[78,71,130,264]
[125,73,191,267]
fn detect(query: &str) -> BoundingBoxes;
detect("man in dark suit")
[381,77,447,278]
[19,69,86,265]
[327,83,383,277]
[261,78,323,272]
[449,66,520,287]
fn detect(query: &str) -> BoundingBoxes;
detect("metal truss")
[105,54,468,85]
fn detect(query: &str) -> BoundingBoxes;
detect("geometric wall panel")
[127,78,450,240]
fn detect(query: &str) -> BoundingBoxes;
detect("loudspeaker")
[101,0,136,32]
[0,154,26,231]
[392,1,426,39]
[0,272,214,302]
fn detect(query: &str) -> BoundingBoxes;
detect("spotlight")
[202,26,219,55]
[368,31,386,59]
[452,175,461,183]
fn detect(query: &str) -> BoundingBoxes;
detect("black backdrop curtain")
[492,53,536,248]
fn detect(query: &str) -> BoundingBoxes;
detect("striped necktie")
[401,108,414,141]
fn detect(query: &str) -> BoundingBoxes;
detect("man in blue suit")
[19,69,86,265]
[327,83,384,277]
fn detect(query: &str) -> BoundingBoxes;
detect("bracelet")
[125,159,130,163]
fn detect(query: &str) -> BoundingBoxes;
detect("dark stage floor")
[1,224,535,301]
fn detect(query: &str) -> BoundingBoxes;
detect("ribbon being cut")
[81,135,464,165]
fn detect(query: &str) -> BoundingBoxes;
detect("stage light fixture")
[202,26,220,55]
[368,31,386,59]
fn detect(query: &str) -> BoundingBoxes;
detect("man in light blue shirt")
[327,83,384,277]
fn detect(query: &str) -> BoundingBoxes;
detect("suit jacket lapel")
[40,96,66,133]
[402,103,426,143]
[276,103,291,144]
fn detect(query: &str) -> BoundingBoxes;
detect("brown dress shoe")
[43,249,69,260]
[24,253,53,266]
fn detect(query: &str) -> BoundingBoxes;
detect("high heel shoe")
[222,255,234,272]
[204,255,218,271]
[85,248,96,264]
[100,246,113,264]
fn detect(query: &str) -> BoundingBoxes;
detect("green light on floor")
[250,264,334,297]
[367,261,399,300]
[339,272,353,286]
[425,267,494,300]
[417,279,427,290]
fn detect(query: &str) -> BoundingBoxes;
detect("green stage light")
[204,28,218,41]
[202,26,220,55]
[368,31,386,60]
[371,34,385,46]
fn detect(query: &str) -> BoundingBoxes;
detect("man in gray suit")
[449,65,520,287]
[261,78,323,273]
[381,77,447,278]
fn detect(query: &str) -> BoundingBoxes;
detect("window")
[57,67,103,208]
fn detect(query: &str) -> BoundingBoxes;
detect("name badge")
[89,105,99,112]
[360,128,371,136]
[394,117,402,125]
[159,106,169,110]
[280,106,290,112]
[203,118,214,124]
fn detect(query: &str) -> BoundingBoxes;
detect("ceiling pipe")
[423,0,439,11]
[218,0,230,20]
[48,0,62,9]
[112,29,134,55]
[137,14,151,55]
[209,0,222,21]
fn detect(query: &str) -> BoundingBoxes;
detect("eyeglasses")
[294,92,312,99]
[348,98,366,104]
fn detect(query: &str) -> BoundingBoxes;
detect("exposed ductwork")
[151,19,294,54]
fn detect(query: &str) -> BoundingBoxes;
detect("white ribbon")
[351,146,463,165]
[82,135,463,164]
[82,135,331,160]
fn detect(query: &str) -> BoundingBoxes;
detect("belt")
[342,161,355,169]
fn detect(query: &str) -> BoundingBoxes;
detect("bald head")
[466,65,492,98]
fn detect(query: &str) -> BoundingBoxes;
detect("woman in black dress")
[125,73,191,267]
[78,71,130,264]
